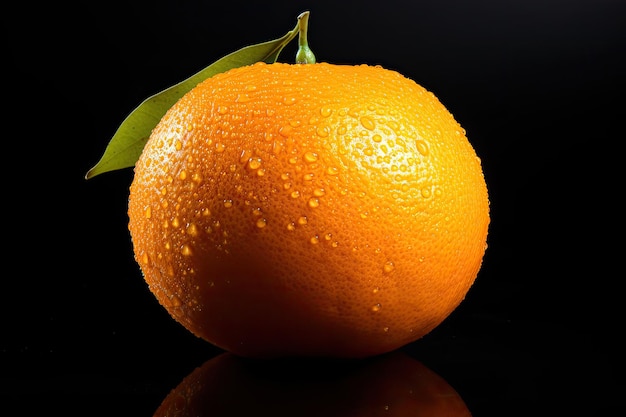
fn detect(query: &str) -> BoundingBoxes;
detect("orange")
[153,351,472,416]
[128,61,490,358]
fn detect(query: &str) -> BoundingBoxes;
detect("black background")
[3,0,624,415]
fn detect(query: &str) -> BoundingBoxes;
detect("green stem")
[295,11,316,64]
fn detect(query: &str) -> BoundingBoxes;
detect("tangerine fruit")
[128,61,490,358]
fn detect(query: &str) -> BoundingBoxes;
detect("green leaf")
[85,14,304,179]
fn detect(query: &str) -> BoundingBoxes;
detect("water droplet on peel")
[272,140,283,155]
[304,151,318,163]
[224,199,233,208]
[420,188,432,198]
[316,126,330,137]
[310,236,319,244]
[308,198,319,208]
[256,218,267,228]
[247,157,262,170]
[215,143,226,153]
[415,140,429,156]
[383,326,389,332]
[286,222,296,231]
[372,134,382,143]
[360,116,375,131]
[171,217,180,228]
[383,261,395,274]
[145,207,152,219]
[326,166,339,175]
[217,105,229,114]
[283,96,297,105]
[181,244,193,256]
[373,287,380,294]
[290,190,301,199]
[279,125,293,137]
[313,188,325,197]
[371,303,381,312]
[297,216,308,225]
[320,107,333,117]
[236,93,251,103]
[171,295,182,307]
[239,149,251,163]
[387,120,399,131]
[179,170,187,180]
[175,140,183,151]
[186,223,198,236]
[192,172,203,183]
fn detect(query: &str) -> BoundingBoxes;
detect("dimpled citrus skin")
[128,62,490,358]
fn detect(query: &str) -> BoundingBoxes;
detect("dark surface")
[3,0,624,415]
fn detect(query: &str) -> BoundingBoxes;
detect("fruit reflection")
[154,350,471,416]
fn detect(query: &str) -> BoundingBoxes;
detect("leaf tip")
[84,167,97,180]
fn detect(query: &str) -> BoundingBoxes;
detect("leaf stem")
[295,11,316,64]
